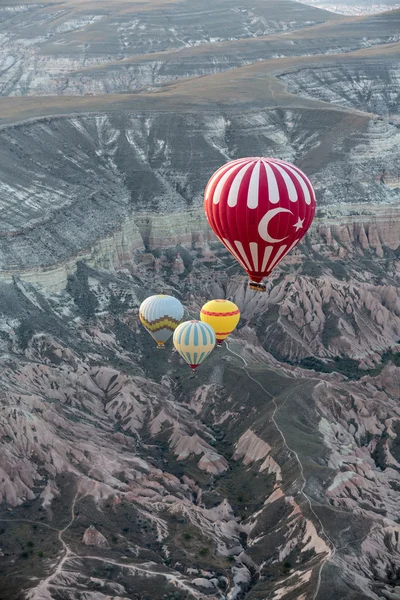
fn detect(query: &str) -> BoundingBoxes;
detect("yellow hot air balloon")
[173,320,216,371]
[200,299,240,346]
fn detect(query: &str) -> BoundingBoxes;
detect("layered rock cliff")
[0,109,398,292]
[279,58,400,117]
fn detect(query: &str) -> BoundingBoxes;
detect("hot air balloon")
[139,295,184,348]
[200,299,240,346]
[173,320,216,371]
[204,157,316,292]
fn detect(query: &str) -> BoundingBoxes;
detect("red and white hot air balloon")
[204,157,316,291]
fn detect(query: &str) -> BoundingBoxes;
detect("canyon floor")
[0,1,399,599]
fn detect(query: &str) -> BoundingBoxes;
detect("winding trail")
[73,555,202,596]
[225,340,336,600]
[25,491,81,600]
[3,488,201,600]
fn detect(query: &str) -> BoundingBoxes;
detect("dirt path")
[225,340,335,600]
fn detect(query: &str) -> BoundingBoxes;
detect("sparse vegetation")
[280,561,292,575]
[214,460,273,520]
[298,351,400,380]
[322,312,341,347]
[66,263,99,319]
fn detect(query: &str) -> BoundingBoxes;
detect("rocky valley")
[0,1,399,599]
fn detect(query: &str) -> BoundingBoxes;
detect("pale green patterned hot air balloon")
[173,320,216,371]
[139,294,184,348]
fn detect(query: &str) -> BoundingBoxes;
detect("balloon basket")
[156,344,165,350]
[189,365,199,378]
[249,281,266,292]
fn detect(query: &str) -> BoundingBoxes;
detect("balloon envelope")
[204,157,316,291]
[200,299,240,345]
[139,295,184,347]
[173,320,216,370]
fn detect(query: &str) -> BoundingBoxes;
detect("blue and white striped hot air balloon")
[173,320,216,371]
[139,295,184,348]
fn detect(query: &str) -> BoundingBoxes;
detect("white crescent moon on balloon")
[258,207,294,243]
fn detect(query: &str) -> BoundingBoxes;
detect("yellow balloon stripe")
[139,315,181,332]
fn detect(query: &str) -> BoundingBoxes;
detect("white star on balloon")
[293,217,304,232]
